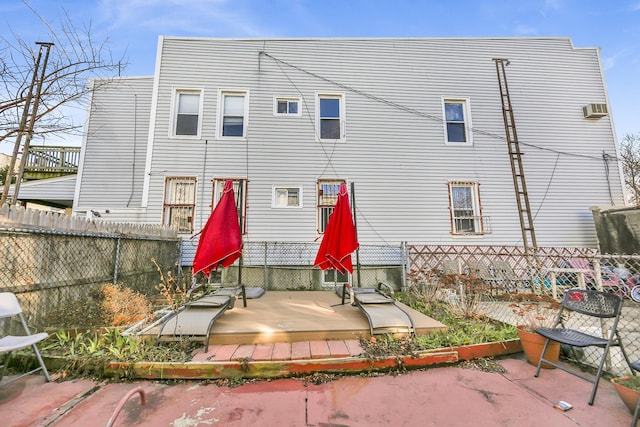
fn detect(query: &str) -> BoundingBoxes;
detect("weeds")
[152,257,189,312]
[373,290,519,355]
[40,328,197,379]
[102,284,151,326]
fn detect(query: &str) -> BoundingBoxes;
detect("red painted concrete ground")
[0,356,633,426]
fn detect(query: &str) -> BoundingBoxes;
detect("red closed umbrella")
[314,183,359,274]
[192,180,242,277]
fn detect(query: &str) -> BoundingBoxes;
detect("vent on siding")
[582,103,608,118]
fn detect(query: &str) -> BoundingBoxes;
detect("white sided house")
[74,37,625,269]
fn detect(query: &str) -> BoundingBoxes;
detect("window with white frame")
[163,177,196,233]
[448,181,483,235]
[274,97,300,116]
[273,186,302,208]
[174,91,201,136]
[212,178,247,233]
[317,179,346,233]
[317,94,344,140]
[219,91,247,138]
[443,99,472,145]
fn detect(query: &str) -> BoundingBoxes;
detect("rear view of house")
[74,37,624,256]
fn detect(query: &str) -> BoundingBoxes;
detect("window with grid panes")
[317,179,345,233]
[448,181,483,234]
[212,178,247,233]
[163,177,196,233]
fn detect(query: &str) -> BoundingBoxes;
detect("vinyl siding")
[75,76,153,220]
[80,37,624,247]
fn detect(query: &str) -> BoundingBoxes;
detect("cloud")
[602,48,629,71]
[543,0,564,10]
[97,0,269,37]
[514,24,538,36]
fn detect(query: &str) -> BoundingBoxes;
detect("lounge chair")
[466,259,501,293]
[491,260,529,291]
[157,285,265,352]
[441,259,462,276]
[336,282,414,336]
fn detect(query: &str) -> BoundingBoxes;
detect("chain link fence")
[0,227,180,334]
[408,245,640,376]
[186,241,406,291]
[4,226,639,377]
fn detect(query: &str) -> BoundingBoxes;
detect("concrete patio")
[0,356,633,426]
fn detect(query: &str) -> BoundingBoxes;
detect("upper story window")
[443,98,472,145]
[448,181,483,235]
[274,97,301,116]
[173,90,202,137]
[163,177,196,233]
[218,91,248,138]
[317,94,344,141]
[212,178,247,233]
[273,186,302,208]
[317,179,346,233]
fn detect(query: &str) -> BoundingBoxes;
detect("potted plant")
[509,293,561,368]
[611,375,640,415]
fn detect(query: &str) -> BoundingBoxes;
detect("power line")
[260,51,619,163]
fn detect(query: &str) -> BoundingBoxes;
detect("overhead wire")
[267,52,340,178]
[260,51,620,163]
[533,153,560,221]
[260,49,622,244]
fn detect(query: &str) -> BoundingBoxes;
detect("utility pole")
[1,41,54,206]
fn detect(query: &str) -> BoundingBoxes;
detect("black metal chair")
[535,288,633,405]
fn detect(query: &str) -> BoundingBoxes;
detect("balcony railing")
[24,146,80,176]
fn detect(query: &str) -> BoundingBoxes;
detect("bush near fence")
[0,227,179,333]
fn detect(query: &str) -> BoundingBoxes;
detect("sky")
[1,0,638,151]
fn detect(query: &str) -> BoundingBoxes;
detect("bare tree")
[620,133,640,205]
[0,2,126,147]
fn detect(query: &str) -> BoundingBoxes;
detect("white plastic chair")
[0,292,51,386]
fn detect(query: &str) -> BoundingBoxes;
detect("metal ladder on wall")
[493,58,541,287]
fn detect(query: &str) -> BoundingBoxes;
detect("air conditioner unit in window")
[582,103,608,118]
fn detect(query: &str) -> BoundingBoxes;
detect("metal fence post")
[113,236,121,284]
[401,241,408,290]
[263,241,268,290]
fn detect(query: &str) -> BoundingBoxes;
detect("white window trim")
[169,88,204,139]
[217,89,249,140]
[271,185,303,208]
[442,97,473,146]
[448,181,484,236]
[315,92,345,142]
[273,96,302,117]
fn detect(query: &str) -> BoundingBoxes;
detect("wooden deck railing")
[24,146,80,174]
